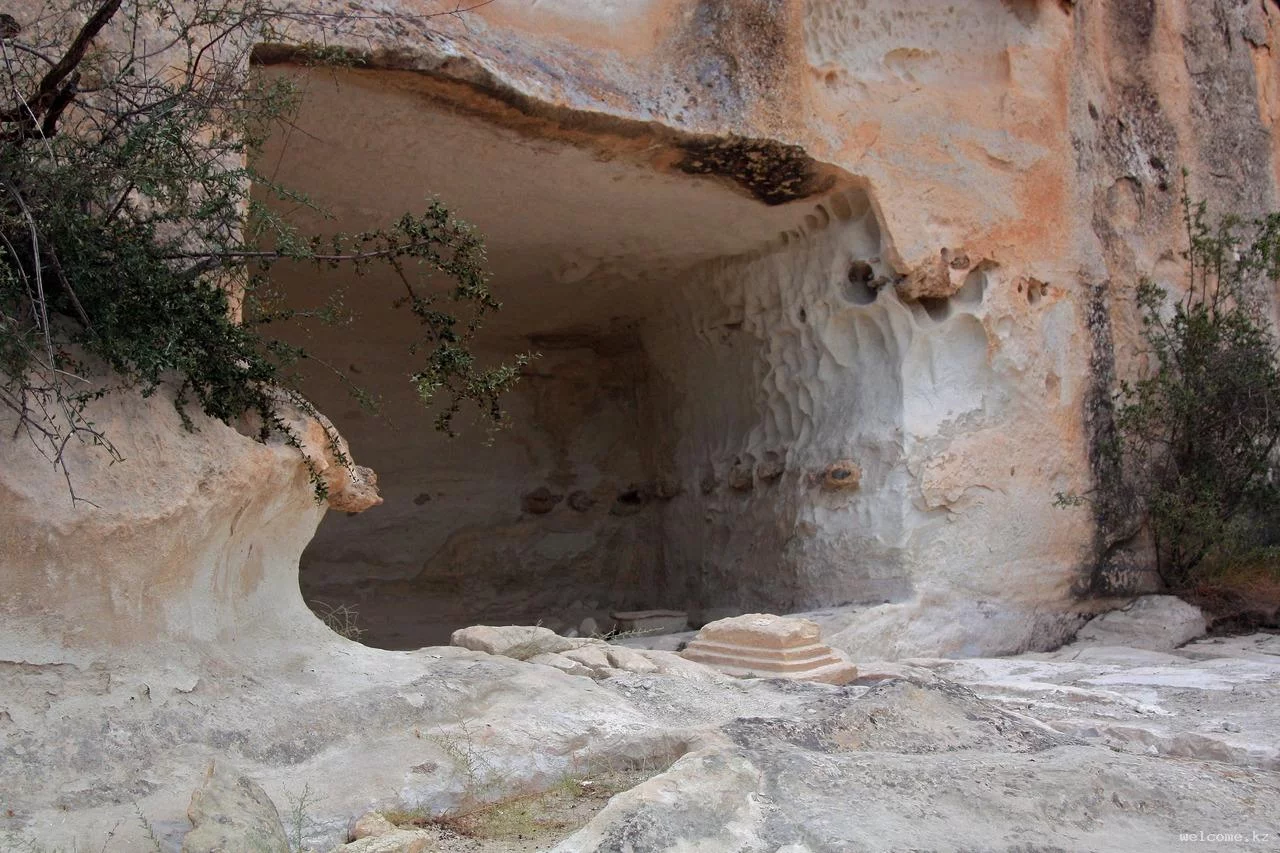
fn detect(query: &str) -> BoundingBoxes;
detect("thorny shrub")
[1062,186,1280,590]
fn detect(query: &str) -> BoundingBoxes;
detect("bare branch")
[0,0,124,132]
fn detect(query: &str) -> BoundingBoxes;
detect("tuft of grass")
[416,771,640,842]
[438,798,571,839]
[375,806,431,828]
[591,624,662,642]
[284,783,318,853]
[420,720,511,808]
[370,758,670,845]
[309,601,365,643]
[133,806,162,853]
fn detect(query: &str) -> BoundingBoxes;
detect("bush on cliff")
[0,0,524,502]
[1112,192,1280,590]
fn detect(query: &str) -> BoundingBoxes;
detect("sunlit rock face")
[247,0,1280,654]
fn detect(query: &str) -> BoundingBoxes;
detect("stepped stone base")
[681,613,858,685]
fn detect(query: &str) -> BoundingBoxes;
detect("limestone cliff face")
[6,4,1279,848]
[263,0,1279,655]
[4,0,1279,661]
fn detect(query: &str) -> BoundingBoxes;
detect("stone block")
[562,645,612,669]
[611,610,689,634]
[681,613,857,685]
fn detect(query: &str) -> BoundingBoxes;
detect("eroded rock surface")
[1,383,1272,852]
[5,579,1279,852]
[554,740,1278,853]
[907,632,1280,772]
[554,636,1280,852]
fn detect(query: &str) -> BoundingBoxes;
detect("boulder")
[449,625,576,659]
[181,760,289,853]
[527,651,597,679]
[562,644,619,678]
[604,646,660,675]
[1073,595,1207,651]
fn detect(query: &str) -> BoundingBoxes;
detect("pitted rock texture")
[675,135,834,205]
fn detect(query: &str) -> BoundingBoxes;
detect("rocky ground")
[4,601,1279,852]
[330,626,1280,853]
[549,629,1280,852]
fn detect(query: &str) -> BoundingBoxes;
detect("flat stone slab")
[611,609,689,634]
[681,613,857,685]
[450,624,577,657]
[679,640,843,668]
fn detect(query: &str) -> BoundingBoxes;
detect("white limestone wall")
[648,186,1096,654]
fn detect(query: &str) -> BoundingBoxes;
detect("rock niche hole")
[253,64,868,648]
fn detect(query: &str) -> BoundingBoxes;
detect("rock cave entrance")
[256,65,900,649]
